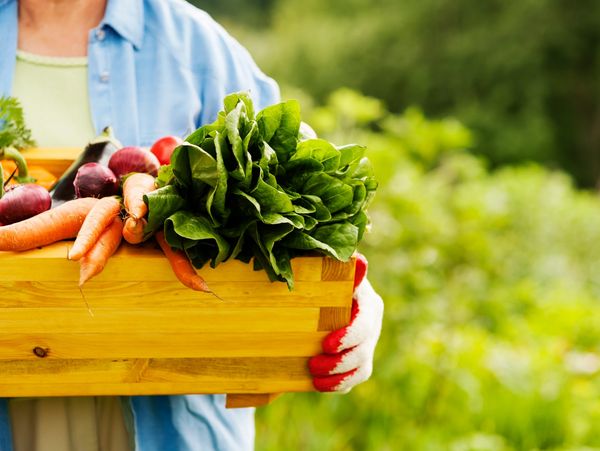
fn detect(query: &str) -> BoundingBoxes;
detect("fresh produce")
[108,146,160,179]
[123,172,156,219]
[68,196,121,261]
[74,162,118,199]
[155,230,210,292]
[0,197,98,251]
[145,92,377,288]
[0,183,51,226]
[79,215,123,286]
[122,217,146,244]
[50,127,121,207]
[150,135,183,165]
[0,96,35,184]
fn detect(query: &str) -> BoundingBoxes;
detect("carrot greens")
[0,96,35,183]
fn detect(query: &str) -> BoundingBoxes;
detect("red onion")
[74,163,119,198]
[0,184,51,226]
[108,146,161,179]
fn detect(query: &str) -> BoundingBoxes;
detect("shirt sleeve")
[196,17,281,126]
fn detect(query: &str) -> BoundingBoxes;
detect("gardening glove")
[308,254,384,392]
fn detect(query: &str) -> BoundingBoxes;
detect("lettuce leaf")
[145,92,377,288]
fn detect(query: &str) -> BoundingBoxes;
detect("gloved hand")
[308,254,384,392]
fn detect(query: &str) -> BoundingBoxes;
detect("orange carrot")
[122,216,147,244]
[0,197,98,251]
[79,216,124,286]
[68,196,121,261]
[155,230,210,292]
[123,173,156,220]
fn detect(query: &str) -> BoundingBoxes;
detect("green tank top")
[12,50,96,148]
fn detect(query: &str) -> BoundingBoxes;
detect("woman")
[0,0,384,450]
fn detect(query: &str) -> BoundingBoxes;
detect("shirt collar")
[101,0,144,50]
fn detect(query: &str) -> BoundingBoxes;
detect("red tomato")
[150,136,183,165]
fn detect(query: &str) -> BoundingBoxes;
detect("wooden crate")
[0,149,355,408]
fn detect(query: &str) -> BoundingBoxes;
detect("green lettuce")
[145,92,377,288]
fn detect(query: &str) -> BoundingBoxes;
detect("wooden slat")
[0,380,312,398]
[0,281,352,308]
[318,307,352,331]
[0,307,319,333]
[0,357,309,384]
[322,257,356,282]
[22,147,81,177]
[0,357,312,398]
[0,244,328,283]
[0,332,327,360]
[226,393,281,408]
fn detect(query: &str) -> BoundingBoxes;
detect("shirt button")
[96,28,106,41]
[100,72,110,83]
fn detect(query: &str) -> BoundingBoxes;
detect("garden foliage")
[256,90,600,451]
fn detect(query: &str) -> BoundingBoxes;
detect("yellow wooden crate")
[0,149,355,408]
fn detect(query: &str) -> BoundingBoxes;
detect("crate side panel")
[0,307,320,333]
[0,357,309,384]
[0,281,351,308]
[0,332,327,360]
[0,245,324,282]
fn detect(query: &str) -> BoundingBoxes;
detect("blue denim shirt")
[0,0,281,449]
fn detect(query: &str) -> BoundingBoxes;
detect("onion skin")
[74,163,119,199]
[0,184,52,226]
[108,147,161,179]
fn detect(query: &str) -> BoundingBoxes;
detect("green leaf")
[171,143,218,190]
[282,158,324,190]
[350,210,369,242]
[164,210,230,266]
[223,91,255,120]
[156,164,175,188]
[252,171,294,214]
[205,132,230,225]
[249,222,296,283]
[291,139,341,172]
[301,194,332,221]
[257,100,301,163]
[337,144,366,167]
[143,185,187,235]
[224,102,248,181]
[303,173,354,213]
[0,96,35,150]
[283,223,358,262]
[312,223,358,261]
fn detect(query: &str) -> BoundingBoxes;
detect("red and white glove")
[308,254,384,392]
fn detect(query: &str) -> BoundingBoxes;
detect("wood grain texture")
[0,151,356,406]
[318,307,352,331]
[226,393,282,408]
[322,257,356,282]
[0,332,329,359]
[22,147,81,177]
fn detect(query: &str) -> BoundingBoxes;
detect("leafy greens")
[0,96,35,150]
[145,92,377,288]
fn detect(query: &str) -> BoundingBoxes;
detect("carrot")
[123,173,156,220]
[155,230,210,292]
[68,196,121,261]
[79,216,124,286]
[0,197,98,251]
[122,216,147,244]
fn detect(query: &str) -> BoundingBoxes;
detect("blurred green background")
[190,1,600,450]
